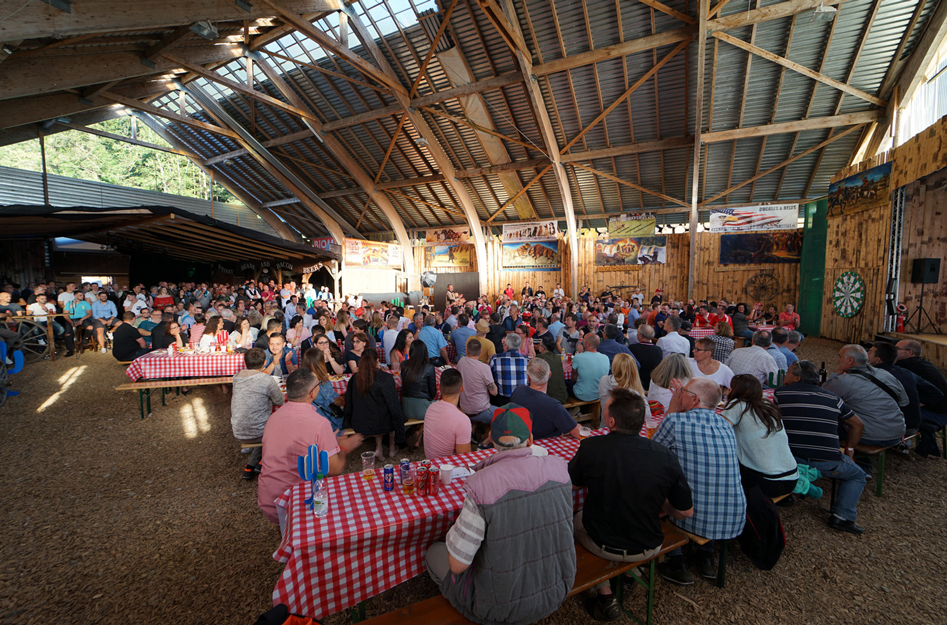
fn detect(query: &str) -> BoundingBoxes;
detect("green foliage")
[0,117,238,204]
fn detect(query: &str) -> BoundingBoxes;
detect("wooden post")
[327,260,342,301]
[39,132,50,205]
[688,0,710,299]
[209,170,215,219]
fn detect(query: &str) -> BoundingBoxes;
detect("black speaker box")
[911,258,940,284]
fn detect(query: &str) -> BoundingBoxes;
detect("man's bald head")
[688,378,722,409]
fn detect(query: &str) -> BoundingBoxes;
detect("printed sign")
[719,232,803,264]
[311,237,336,251]
[828,162,892,218]
[595,236,667,266]
[608,214,656,237]
[503,220,558,243]
[428,244,472,268]
[502,240,560,271]
[344,238,403,269]
[425,227,470,245]
[708,205,799,232]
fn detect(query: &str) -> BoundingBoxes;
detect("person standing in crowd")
[556,313,581,356]
[469,319,496,364]
[536,335,568,404]
[451,313,476,362]
[401,340,437,423]
[418,315,449,366]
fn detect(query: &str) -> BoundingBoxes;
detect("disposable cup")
[439,465,454,485]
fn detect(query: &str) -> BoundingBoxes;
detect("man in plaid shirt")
[725,331,779,386]
[490,332,528,405]
[653,377,746,585]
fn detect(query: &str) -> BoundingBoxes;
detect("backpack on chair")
[737,485,786,570]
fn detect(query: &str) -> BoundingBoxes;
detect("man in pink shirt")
[423,369,473,459]
[258,368,363,531]
[456,339,498,425]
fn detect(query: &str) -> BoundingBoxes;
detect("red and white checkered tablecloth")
[690,324,775,339]
[329,368,445,401]
[125,351,246,381]
[272,426,628,619]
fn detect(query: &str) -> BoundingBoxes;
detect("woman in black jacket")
[400,340,437,422]
[344,349,405,460]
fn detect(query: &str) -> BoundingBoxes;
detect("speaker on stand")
[905,258,941,335]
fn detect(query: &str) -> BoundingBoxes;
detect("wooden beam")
[689,0,709,298]
[55,122,202,159]
[203,129,316,164]
[420,105,539,152]
[260,49,390,96]
[0,45,243,101]
[457,158,551,177]
[0,0,342,41]
[571,162,690,208]
[700,124,863,205]
[102,91,241,139]
[486,165,551,222]
[712,31,886,106]
[378,174,446,189]
[384,189,467,218]
[475,0,532,59]
[143,24,194,61]
[706,0,847,33]
[893,0,947,107]
[636,0,697,25]
[561,136,692,162]
[374,112,408,184]
[533,28,693,76]
[704,110,882,142]
[409,0,461,98]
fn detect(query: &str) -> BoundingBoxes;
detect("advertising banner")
[501,240,560,271]
[344,238,403,268]
[708,205,799,232]
[828,162,892,218]
[719,232,803,264]
[503,220,558,242]
[424,227,470,245]
[427,244,472,268]
[595,236,667,266]
[607,214,656,237]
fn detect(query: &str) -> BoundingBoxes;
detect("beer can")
[427,465,440,496]
[383,464,394,492]
[416,464,429,495]
[400,459,411,483]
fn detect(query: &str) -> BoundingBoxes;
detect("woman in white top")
[722,374,797,499]
[598,353,652,422]
[230,317,256,350]
[198,316,222,351]
[688,336,735,390]
[647,353,693,411]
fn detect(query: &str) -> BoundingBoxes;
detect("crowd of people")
[5,277,945,623]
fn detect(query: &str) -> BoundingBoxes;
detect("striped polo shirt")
[773,382,856,462]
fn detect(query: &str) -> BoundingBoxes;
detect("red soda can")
[416,464,429,495]
[427,465,440,496]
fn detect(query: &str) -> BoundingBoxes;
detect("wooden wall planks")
[899,167,947,328]
[0,240,49,288]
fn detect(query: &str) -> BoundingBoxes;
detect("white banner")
[503,220,558,242]
[708,204,799,232]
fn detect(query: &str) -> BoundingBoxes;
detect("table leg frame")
[616,559,657,625]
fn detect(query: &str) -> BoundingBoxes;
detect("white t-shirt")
[656,332,690,359]
[58,292,75,308]
[687,358,735,388]
[27,302,55,323]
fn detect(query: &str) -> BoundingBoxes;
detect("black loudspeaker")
[911,258,941,284]
[421,271,437,288]
[884,275,896,316]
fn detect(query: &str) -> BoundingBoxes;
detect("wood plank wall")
[820,203,891,344]
[899,167,947,327]
[415,231,796,306]
[0,240,50,288]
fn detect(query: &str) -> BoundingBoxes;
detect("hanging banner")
[595,236,667,266]
[708,205,799,232]
[425,227,470,245]
[608,214,656,237]
[719,232,803,264]
[427,244,472,268]
[311,237,336,251]
[503,220,558,243]
[344,238,403,268]
[502,241,560,271]
[828,162,892,218]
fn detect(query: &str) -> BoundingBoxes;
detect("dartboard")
[832,271,865,318]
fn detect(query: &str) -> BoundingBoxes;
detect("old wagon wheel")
[15,319,51,364]
[745,273,780,303]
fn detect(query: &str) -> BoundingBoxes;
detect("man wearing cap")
[651,289,664,306]
[465,318,495,365]
[425,405,576,624]
[570,387,693,619]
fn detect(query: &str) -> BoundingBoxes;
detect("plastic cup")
[361,452,376,480]
[579,427,591,439]
[439,465,454,485]
[645,419,659,439]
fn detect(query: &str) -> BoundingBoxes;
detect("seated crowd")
[6,278,942,623]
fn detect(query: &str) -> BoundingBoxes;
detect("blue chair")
[0,342,24,407]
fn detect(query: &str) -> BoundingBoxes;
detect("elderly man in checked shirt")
[653,377,746,586]
[490,332,529,406]
[726,330,780,387]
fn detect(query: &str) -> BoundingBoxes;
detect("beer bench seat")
[340,419,425,438]
[359,521,688,625]
[115,377,233,419]
[562,398,602,428]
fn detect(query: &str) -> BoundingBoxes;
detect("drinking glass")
[361,452,376,480]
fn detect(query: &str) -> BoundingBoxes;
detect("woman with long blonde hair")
[648,353,694,411]
[598,353,652,421]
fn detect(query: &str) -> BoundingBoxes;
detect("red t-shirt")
[778,312,800,330]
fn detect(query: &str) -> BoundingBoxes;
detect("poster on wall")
[311,237,337,252]
[424,227,470,245]
[608,214,656,237]
[503,220,558,242]
[708,205,798,232]
[427,244,472,268]
[828,162,892,217]
[344,238,403,268]
[502,241,560,271]
[719,232,803,264]
[595,236,667,266]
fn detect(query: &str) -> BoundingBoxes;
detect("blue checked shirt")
[490,349,529,398]
[653,407,746,540]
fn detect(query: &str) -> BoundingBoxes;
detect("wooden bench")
[359,521,688,625]
[676,528,730,588]
[563,398,601,428]
[340,419,425,437]
[115,376,233,419]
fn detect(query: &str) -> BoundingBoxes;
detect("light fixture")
[416,137,429,147]
[809,3,837,23]
[190,20,219,41]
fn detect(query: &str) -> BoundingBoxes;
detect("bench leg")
[350,601,366,623]
[161,387,167,407]
[616,560,656,625]
[716,540,728,588]
[875,451,885,497]
[146,388,152,417]
[138,389,145,420]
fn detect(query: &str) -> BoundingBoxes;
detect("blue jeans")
[917,408,947,456]
[470,407,493,424]
[739,329,754,341]
[796,455,866,522]
[858,437,902,448]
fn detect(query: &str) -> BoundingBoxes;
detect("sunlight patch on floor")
[37,366,87,413]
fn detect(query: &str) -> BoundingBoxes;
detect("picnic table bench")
[115,376,233,419]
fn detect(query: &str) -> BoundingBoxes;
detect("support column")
[688,0,709,299]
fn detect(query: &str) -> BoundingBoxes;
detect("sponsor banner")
[708,204,799,232]
[608,214,656,237]
[311,237,336,251]
[828,162,892,218]
[595,236,667,266]
[503,220,558,243]
[344,238,403,269]
[424,227,470,245]
[719,232,803,264]
[428,243,472,268]
[501,240,560,271]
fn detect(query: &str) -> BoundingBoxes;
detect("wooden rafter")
[570,162,690,208]
[637,0,697,25]
[486,165,551,222]
[101,92,240,139]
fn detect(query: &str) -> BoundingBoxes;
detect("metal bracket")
[40,0,72,12]
[235,0,253,12]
